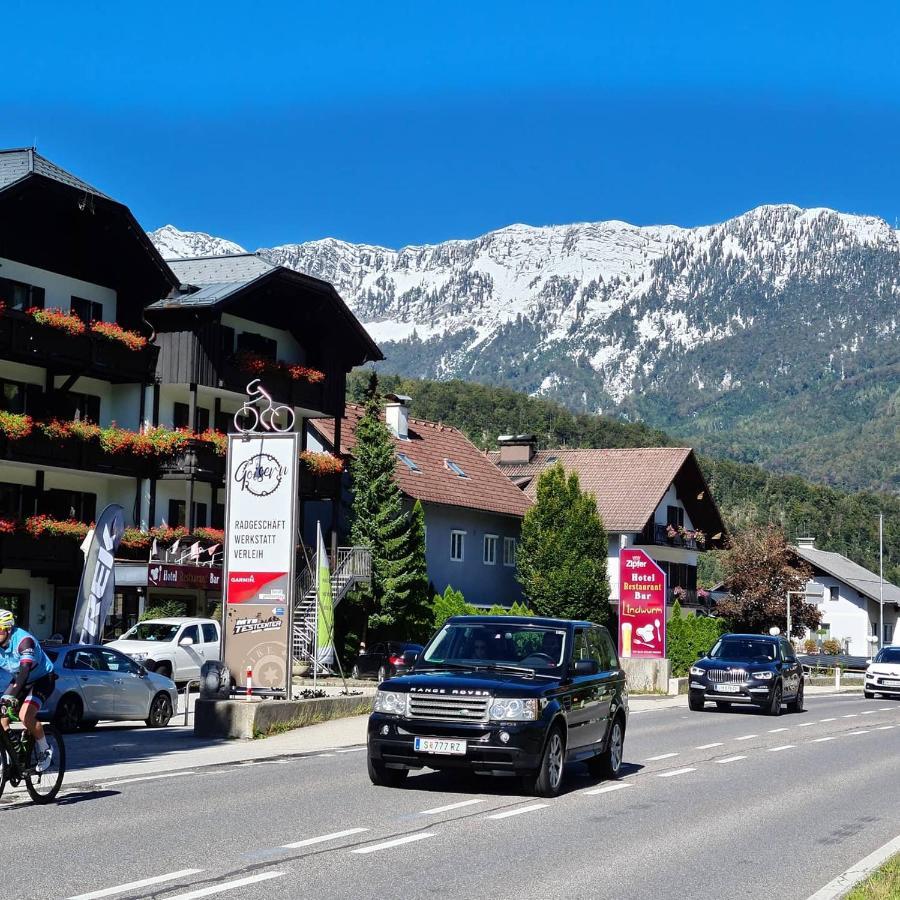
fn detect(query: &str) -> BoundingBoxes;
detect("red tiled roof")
[488,447,714,534]
[313,406,531,519]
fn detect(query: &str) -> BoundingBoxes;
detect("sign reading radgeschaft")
[223,432,299,693]
[618,547,667,660]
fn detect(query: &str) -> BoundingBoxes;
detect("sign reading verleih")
[618,547,667,659]
[222,432,299,694]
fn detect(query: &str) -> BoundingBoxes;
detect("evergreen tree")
[516,463,610,624]
[431,585,476,629]
[348,378,427,640]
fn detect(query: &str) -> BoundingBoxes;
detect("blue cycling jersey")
[0,627,54,683]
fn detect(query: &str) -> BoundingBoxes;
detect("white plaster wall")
[152,481,215,528]
[221,312,305,364]
[0,257,117,321]
[0,570,55,640]
[0,464,37,488]
[0,359,44,388]
[653,485,695,530]
[810,576,869,654]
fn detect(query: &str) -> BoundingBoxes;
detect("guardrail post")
[834,666,841,691]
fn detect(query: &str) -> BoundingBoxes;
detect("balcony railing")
[157,439,225,483]
[638,522,702,551]
[0,431,150,478]
[0,310,158,384]
[298,468,341,499]
[220,359,328,414]
[0,532,84,576]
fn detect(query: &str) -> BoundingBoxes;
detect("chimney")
[797,536,816,549]
[385,394,411,440]
[497,434,537,465]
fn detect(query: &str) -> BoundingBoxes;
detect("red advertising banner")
[619,548,667,659]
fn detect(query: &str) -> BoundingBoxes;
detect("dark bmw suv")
[688,633,804,715]
[366,615,628,797]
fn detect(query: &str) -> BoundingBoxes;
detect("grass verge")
[846,851,900,899]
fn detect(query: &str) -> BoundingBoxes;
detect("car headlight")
[373,690,407,716]
[489,698,538,721]
[689,666,706,676]
[129,652,148,662]
[751,671,773,680]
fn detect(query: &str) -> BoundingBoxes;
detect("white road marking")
[352,832,436,853]
[316,753,337,757]
[644,752,678,761]
[165,871,284,899]
[806,831,900,900]
[487,804,549,820]
[717,755,747,764]
[695,742,723,750]
[841,714,857,719]
[876,725,895,730]
[812,736,836,743]
[847,730,870,735]
[67,870,204,900]
[797,722,815,728]
[767,745,796,752]
[768,728,789,733]
[582,782,633,796]
[98,771,194,787]
[336,747,366,753]
[656,767,696,778]
[282,827,368,848]
[418,799,485,815]
[735,734,758,741]
[861,710,877,715]
[878,707,893,711]
[819,718,837,723]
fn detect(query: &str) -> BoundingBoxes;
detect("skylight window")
[445,459,468,478]
[398,453,420,473]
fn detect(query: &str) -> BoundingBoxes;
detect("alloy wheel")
[608,722,623,773]
[547,732,563,789]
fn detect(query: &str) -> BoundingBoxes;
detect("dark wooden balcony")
[0,310,158,384]
[0,532,84,578]
[157,439,225,484]
[0,431,148,477]
[298,469,341,499]
[636,522,702,552]
[220,359,329,415]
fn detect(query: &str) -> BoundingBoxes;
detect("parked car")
[688,633,804,715]
[107,617,220,684]
[366,616,627,797]
[864,646,900,699]
[40,644,178,732]
[351,641,423,681]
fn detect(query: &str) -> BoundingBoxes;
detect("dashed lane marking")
[735,734,758,741]
[644,752,678,761]
[582,783,633,796]
[98,771,195,788]
[282,828,368,848]
[316,753,337,757]
[812,736,836,743]
[352,833,436,853]
[819,718,837,723]
[797,722,815,728]
[876,725,895,730]
[656,767,696,778]
[717,755,747,764]
[847,730,870,735]
[487,804,549,820]
[841,714,858,719]
[336,747,367,753]
[768,745,796,752]
[67,870,204,900]
[878,707,893,711]
[165,871,284,899]
[695,742,723,750]
[418,799,485,815]
[768,728,789,733]
[861,710,877,715]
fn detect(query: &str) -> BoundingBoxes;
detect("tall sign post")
[222,382,299,697]
[618,547,667,659]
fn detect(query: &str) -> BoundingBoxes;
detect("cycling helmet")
[0,609,13,629]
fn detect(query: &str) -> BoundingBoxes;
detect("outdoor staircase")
[292,547,372,673]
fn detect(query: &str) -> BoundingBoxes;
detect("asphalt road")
[9,692,900,900]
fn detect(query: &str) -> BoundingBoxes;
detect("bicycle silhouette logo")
[234,379,296,434]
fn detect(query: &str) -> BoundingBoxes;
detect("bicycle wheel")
[24,726,65,804]
[268,404,296,432]
[233,404,259,433]
[0,743,8,801]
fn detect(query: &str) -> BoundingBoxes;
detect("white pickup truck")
[107,617,221,684]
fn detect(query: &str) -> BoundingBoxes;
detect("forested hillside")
[349,372,900,584]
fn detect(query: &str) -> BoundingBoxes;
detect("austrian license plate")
[414,737,467,755]
[715,683,741,693]
[882,679,900,686]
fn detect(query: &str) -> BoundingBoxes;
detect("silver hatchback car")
[39,644,179,733]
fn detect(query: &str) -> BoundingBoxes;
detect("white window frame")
[503,537,517,567]
[450,530,465,562]
[483,534,498,566]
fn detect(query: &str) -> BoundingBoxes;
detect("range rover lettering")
[366,616,628,797]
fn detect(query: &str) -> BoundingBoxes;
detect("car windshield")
[120,623,179,642]
[875,648,900,664]
[710,639,777,662]
[421,623,567,671]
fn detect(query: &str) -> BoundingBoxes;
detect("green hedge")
[668,601,727,677]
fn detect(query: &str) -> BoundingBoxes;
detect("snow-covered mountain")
[149,206,900,493]
[151,224,245,260]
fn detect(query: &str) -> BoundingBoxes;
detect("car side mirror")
[403,651,418,667]
[179,637,194,647]
[138,666,148,677]
[573,659,598,676]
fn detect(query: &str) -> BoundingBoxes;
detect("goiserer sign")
[618,547,666,659]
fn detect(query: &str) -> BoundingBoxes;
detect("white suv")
[108,617,221,684]
[865,645,900,698]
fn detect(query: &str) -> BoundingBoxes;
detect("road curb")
[806,832,900,899]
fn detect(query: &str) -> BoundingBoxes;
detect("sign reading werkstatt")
[618,547,667,660]
[222,432,299,693]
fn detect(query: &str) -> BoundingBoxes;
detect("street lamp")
[786,584,825,642]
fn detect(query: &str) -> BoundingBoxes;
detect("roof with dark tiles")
[0,148,112,199]
[313,405,531,519]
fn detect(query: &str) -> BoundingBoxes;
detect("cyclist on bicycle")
[0,609,56,771]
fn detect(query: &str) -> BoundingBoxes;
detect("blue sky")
[2,1,899,249]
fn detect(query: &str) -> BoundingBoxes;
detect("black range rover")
[366,615,628,797]
[688,633,804,715]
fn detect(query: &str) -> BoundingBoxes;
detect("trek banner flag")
[315,522,334,666]
[618,547,667,660]
[70,504,125,645]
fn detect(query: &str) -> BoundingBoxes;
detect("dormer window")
[398,453,420,473]
[445,459,468,478]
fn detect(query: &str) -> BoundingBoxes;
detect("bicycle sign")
[234,379,296,434]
